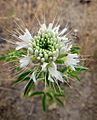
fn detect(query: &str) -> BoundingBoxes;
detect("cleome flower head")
[0,20,87,111]
[15,22,81,84]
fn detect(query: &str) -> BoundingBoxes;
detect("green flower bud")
[53,56,56,61]
[44,53,48,60]
[37,56,41,60]
[48,32,52,38]
[48,51,52,56]
[42,33,45,37]
[35,49,39,56]
[41,38,44,41]
[39,53,43,57]
[32,42,36,47]
[49,57,53,60]
[36,46,39,50]
[41,58,45,62]
[53,51,56,54]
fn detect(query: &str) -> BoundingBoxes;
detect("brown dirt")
[0,0,97,120]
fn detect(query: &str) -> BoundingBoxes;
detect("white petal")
[48,67,64,82]
[58,36,68,42]
[53,25,60,34]
[59,27,68,36]
[70,65,76,71]
[65,53,79,70]
[53,51,59,61]
[16,42,27,50]
[66,44,72,51]
[48,23,53,31]
[19,28,32,42]
[30,72,36,83]
[60,44,72,53]
[41,62,49,71]
[48,75,54,82]
[51,62,57,70]
[28,47,33,53]
[20,56,30,68]
[40,24,47,31]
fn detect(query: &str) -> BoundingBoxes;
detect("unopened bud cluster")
[32,31,60,62]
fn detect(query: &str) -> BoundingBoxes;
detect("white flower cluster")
[16,22,79,83]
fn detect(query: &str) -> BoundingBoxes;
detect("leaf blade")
[42,94,46,111]
[24,79,34,96]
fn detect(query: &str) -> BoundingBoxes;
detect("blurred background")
[0,0,97,120]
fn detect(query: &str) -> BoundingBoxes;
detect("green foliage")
[42,93,47,111]
[67,68,80,81]
[15,66,21,72]
[0,55,6,61]
[45,71,50,85]
[75,66,88,71]
[24,79,34,96]
[70,46,80,54]
[30,91,44,96]
[66,66,87,81]
[55,56,66,64]
[0,50,24,61]
[13,70,32,84]
[46,92,53,101]
[55,58,65,64]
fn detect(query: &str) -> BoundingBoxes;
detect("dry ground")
[0,0,97,120]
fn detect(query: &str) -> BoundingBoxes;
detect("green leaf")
[67,68,80,81]
[75,66,88,71]
[15,70,32,84]
[0,50,24,62]
[59,67,67,73]
[13,76,30,85]
[24,79,34,96]
[63,75,68,81]
[45,71,49,85]
[42,94,46,111]
[70,46,80,54]
[15,66,21,72]
[30,91,44,96]
[0,55,6,61]
[54,93,64,97]
[46,92,53,101]
[55,58,65,64]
